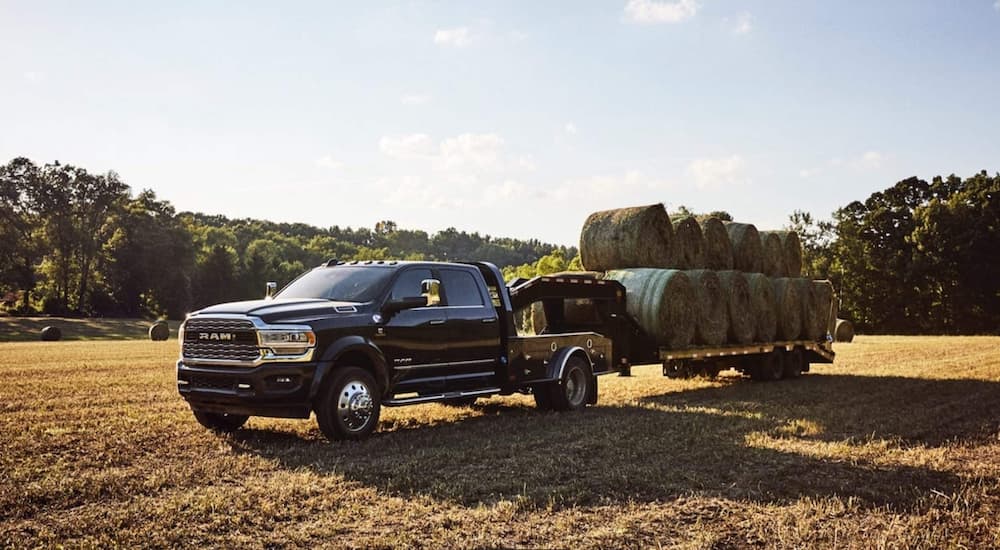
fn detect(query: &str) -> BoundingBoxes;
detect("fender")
[545,346,594,381]
[309,335,389,399]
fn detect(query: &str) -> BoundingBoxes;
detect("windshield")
[276,267,394,302]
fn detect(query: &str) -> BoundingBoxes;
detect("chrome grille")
[182,317,260,363]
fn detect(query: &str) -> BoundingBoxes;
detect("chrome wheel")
[338,379,374,432]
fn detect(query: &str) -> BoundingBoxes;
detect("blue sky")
[2,1,998,246]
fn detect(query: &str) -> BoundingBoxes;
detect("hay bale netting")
[810,280,835,339]
[770,230,803,277]
[834,318,855,343]
[580,204,674,271]
[149,320,169,341]
[771,278,802,340]
[685,270,727,346]
[746,273,777,342]
[758,231,785,277]
[670,216,705,270]
[716,271,754,344]
[698,217,734,270]
[723,222,762,273]
[40,326,62,341]
[604,268,695,349]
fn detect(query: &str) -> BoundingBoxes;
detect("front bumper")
[177,360,325,418]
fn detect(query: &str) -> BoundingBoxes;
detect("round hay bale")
[771,278,802,340]
[810,280,835,339]
[771,230,803,277]
[529,302,545,335]
[698,217,734,270]
[580,204,674,271]
[789,278,825,341]
[723,222,762,273]
[758,231,785,277]
[670,217,705,269]
[746,273,777,342]
[149,320,169,341]
[716,271,754,344]
[40,326,62,342]
[685,270,727,346]
[834,318,855,342]
[605,268,695,349]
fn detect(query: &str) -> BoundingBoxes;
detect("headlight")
[259,330,316,355]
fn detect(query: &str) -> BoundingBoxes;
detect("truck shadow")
[229,373,998,513]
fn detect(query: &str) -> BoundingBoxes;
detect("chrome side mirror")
[420,279,441,306]
[265,281,278,299]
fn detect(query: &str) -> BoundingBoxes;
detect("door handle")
[430,319,445,325]
[481,318,497,324]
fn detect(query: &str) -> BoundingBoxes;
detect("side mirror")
[384,296,428,315]
[421,279,441,306]
[265,281,278,299]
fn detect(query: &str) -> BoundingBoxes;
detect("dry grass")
[0,317,168,342]
[2,336,999,548]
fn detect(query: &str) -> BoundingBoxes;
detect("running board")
[384,388,501,407]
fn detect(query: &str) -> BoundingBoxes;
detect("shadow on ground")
[229,374,999,512]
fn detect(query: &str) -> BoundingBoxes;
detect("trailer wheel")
[549,356,593,411]
[784,348,805,379]
[533,386,553,411]
[750,350,784,382]
[192,409,249,433]
[315,367,381,441]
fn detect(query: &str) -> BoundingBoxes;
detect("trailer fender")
[545,346,594,382]
[310,336,389,399]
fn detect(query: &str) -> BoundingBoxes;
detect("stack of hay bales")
[579,204,834,349]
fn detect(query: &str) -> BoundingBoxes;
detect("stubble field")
[1,336,998,548]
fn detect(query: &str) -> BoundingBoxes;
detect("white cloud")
[433,27,471,47]
[687,155,748,187]
[315,155,343,169]
[624,0,699,24]
[378,134,436,159]
[485,180,527,202]
[24,71,43,83]
[438,133,505,170]
[733,13,753,35]
[995,0,1000,11]
[857,150,884,169]
[564,123,578,135]
[401,93,431,106]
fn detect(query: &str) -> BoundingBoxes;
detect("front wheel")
[549,356,593,411]
[192,409,249,433]
[315,367,381,441]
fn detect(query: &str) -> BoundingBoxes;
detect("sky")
[2,1,999,246]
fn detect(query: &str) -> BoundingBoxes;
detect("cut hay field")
[0,316,173,342]
[1,337,998,548]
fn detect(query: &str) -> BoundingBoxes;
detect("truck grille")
[182,318,260,363]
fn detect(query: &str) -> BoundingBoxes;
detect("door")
[439,267,501,387]
[379,267,451,388]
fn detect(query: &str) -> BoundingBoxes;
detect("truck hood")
[193,298,367,323]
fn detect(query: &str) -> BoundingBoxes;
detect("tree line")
[0,157,576,319]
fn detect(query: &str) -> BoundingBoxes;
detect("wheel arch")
[310,336,389,400]
[545,346,594,381]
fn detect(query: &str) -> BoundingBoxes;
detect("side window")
[440,269,485,307]
[390,268,434,301]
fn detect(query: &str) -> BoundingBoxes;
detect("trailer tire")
[750,349,784,382]
[192,409,249,433]
[533,386,553,411]
[784,348,805,379]
[315,367,381,441]
[549,356,593,411]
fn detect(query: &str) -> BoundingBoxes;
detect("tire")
[315,367,381,441]
[750,350,784,382]
[533,386,553,411]
[192,409,249,433]
[549,356,593,412]
[784,348,805,379]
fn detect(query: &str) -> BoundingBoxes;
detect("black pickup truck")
[177,261,634,441]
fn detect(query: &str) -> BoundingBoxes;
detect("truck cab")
[177,260,626,441]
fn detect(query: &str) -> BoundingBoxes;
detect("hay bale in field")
[771,277,802,340]
[685,270,727,346]
[40,326,62,342]
[149,320,169,341]
[580,204,674,271]
[670,216,705,269]
[759,231,785,277]
[746,273,777,342]
[810,280,835,339]
[716,270,754,344]
[766,230,803,277]
[605,268,695,349]
[698,217,734,270]
[834,318,855,342]
[723,222,762,273]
